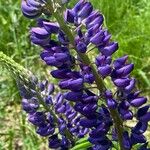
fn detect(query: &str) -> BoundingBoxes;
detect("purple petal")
[130,97,147,107]
[76,41,87,53]
[64,91,83,101]
[31,27,49,39]
[80,118,96,128]
[43,21,59,33]
[101,42,118,56]
[78,2,93,18]
[64,9,75,23]
[132,121,148,134]
[106,98,117,109]
[90,30,105,46]
[113,78,130,88]
[139,112,150,122]
[98,64,112,78]
[114,55,128,69]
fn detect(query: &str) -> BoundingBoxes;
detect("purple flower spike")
[89,125,106,139]
[96,55,111,66]
[80,103,97,115]
[105,90,113,99]
[78,128,89,138]
[85,23,100,41]
[105,90,117,109]
[19,85,36,99]
[45,95,52,104]
[21,0,150,149]
[127,91,141,100]
[56,105,66,113]
[47,84,55,95]
[91,138,112,150]
[61,136,70,149]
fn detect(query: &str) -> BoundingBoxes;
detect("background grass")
[0,0,150,149]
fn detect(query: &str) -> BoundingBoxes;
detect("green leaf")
[138,69,150,87]
[70,141,92,150]
[75,137,88,145]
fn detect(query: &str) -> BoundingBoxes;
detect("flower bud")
[21,0,43,19]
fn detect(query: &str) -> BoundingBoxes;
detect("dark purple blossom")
[20,0,150,149]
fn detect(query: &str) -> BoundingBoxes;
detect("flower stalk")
[46,2,125,150]
[20,0,150,149]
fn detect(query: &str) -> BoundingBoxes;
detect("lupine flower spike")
[20,0,149,149]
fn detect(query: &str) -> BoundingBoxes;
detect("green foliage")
[0,0,150,149]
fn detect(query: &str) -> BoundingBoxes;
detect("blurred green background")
[0,0,150,149]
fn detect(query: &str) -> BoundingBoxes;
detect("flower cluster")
[21,0,150,149]
[19,78,90,149]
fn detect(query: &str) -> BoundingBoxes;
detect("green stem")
[70,141,92,150]
[110,109,124,150]
[75,137,88,144]
[46,2,125,150]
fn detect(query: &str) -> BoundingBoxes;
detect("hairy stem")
[46,1,125,149]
